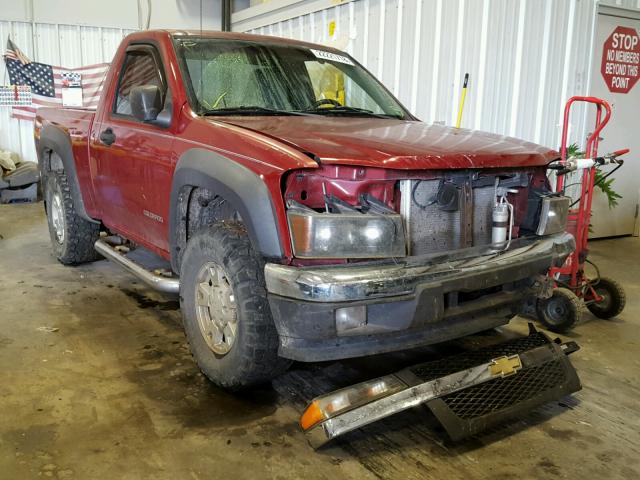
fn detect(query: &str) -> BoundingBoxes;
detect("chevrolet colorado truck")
[35,30,574,389]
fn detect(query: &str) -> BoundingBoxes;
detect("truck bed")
[35,107,98,217]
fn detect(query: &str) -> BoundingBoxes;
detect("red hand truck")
[535,96,628,332]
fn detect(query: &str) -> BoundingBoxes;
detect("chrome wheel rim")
[194,262,237,355]
[51,192,65,244]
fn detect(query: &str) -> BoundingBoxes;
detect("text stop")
[600,26,640,94]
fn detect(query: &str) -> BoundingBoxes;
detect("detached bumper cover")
[303,329,581,448]
[265,233,574,362]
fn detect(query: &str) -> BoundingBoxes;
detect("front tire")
[180,221,290,389]
[44,172,100,265]
[536,288,584,333]
[587,277,626,319]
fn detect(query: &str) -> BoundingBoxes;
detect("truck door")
[90,44,175,253]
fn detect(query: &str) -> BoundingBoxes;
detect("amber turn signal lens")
[300,400,325,430]
[299,375,407,432]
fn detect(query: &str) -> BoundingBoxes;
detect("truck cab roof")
[125,29,348,55]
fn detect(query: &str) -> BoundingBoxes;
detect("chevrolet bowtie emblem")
[489,354,523,377]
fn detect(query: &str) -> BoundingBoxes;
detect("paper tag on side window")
[309,48,354,66]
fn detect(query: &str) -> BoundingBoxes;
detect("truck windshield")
[173,37,408,119]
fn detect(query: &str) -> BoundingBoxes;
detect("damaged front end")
[264,165,573,362]
[282,165,570,260]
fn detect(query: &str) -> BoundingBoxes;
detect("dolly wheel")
[587,277,626,319]
[536,288,584,333]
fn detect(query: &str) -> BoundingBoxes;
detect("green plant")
[565,143,622,209]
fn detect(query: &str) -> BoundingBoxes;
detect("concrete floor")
[1,202,639,480]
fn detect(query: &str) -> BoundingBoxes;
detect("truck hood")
[215,116,558,169]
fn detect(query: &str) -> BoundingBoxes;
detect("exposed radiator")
[400,179,496,255]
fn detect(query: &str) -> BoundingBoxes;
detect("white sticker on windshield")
[309,48,354,66]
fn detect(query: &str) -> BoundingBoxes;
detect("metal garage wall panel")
[34,23,60,65]
[239,0,640,152]
[601,0,640,10]
[0,21,135,163]
[82,27,110,65]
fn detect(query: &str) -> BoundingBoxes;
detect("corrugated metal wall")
[0,21,136,163]
[242,0,639,151]
[4,1,640,163]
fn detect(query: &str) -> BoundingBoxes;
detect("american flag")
[3,38,109,121]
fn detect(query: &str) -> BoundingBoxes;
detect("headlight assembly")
[523,192,571,236]
[536,195,571,235]
[287,206,406,259]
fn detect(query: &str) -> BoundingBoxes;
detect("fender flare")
[169,148,284,271]
[38,124,98,223]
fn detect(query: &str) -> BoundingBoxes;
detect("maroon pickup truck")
[35,30,574,389]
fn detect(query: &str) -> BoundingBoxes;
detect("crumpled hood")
[215,116,558,169]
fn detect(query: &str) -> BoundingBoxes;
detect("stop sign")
[600,26,640,94]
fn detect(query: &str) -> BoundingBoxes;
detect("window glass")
[174,38,407,119]
[304,62,383,113]
[115,51,163,115]
[187,50,266,110]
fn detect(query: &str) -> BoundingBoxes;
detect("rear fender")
[38,124,98,223]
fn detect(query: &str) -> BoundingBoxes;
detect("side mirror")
[130,85,163,122]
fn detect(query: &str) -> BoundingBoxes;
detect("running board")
[94,238,180,294]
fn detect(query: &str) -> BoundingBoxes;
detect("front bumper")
[265,233,574,362]
[303,329,581,448]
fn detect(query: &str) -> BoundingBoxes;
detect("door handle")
[99,128,116,146]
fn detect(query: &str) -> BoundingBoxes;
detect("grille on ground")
[409,332,550,381]
[442,361,566,419]
[408,330,581,440]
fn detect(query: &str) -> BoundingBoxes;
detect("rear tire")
[44,172,100,265]
[180,221,290,390]
[587,277,626,319]
[536,288,584,333]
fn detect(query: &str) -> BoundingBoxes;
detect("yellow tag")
[328,20,336,37]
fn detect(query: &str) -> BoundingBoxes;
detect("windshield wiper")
[296,105,402,119]
[201,106,310,116]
